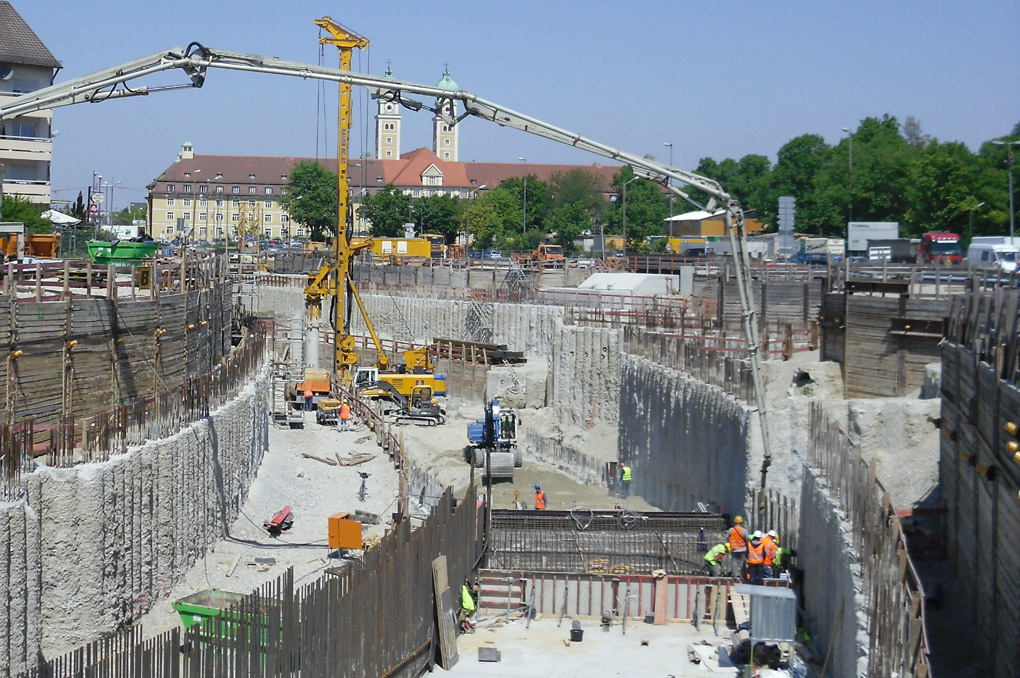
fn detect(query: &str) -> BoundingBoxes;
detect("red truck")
[917,232,962,264]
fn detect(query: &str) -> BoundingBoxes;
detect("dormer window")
[248,173,256,179]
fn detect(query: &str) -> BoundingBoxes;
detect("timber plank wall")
[0,283,232,426]
[939,290,1020,676]
[819,290,948,398]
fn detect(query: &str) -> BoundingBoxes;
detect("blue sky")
[14,0,1020,211]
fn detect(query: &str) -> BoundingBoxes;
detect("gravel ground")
[137,410,400,638]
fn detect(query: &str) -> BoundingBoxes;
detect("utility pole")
[992,139,1018,239]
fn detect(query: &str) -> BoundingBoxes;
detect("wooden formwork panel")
[975,474,996,632]
[15,301,68,344]
[70,298,115,337]
[941,343,959,404]
[994,481,1020,676]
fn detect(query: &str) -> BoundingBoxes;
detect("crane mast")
[306,18,381,381]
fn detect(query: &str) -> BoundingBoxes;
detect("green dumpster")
[172,589,247,633]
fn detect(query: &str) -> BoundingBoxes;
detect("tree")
[604,166,668,252]
[281,161,338,240]
[360,185,412,237]
[1,195,49,233]
[70,191,87,221]
[548,201,589,250]
[413,194,463,243]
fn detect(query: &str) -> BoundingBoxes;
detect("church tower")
[375,66,402,159]
[432,67,459,161]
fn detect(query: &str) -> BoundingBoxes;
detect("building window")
[199,212,207,221]
[413,189,420,197]
[248,173,256,179]
[297,228,306,237]
[444,139,450,145]
[248,200,256,207]
[182,213,191,220]
[264,228,272,237]
[231,214,239,222]
[232,200,240,207]
[183,198,192,207]
[264,215,272,223]
[386,137,392,143]
[443,152,450,159]
[281,174,288,180]
[184,172,191,178]
[216,199,224,207]
[166,224,175,234]
[199,199,207,207]
[265,187,273,195]
[232,186,240,194]
[10,122,37,137]
[248,186,256,194]
[199,227,207,236]
[166,185,175,192]
[215,213,223,222]
[442,125,450,132]
[385,151,392,157]
[184,185,192,193]
[199,185,206,194]
[281,215,289,224]
[166,211,175,221]
[215,186,223,193]
[166,198,176,206]
[265,199,273,208]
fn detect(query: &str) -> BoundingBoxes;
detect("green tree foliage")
[412,194,463,243]
[604,166,668,253]
[360,185,411,237]
[281,161,338,240]
[70,192,87,221]
[1,195,49,232]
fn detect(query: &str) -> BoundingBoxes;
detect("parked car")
[481,249,503,260]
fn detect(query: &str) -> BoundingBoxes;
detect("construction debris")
[337,452,376,466]
[301,452,338,466]
[263,506,294,534]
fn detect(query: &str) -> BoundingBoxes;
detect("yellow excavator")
[303,18,446,399]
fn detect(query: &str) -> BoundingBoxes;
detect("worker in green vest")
[703,543,730,576]
[620,462,632,498]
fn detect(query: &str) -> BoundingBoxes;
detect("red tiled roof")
[149,147,624,195]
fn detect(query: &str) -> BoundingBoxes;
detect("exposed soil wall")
[0,369,270,673]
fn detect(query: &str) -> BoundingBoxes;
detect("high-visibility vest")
[535,490,547,510]
[621,465,632,482]
[761,536,777,566]
[704,543,728,564]
[340,403,351,420]
[747,541,766,565]
[728,526,748,553]
[461,585,476,613]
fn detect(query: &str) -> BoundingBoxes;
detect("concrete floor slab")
[445,616,739,677]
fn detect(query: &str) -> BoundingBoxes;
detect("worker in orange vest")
[534,484,547,510]
[727,516,749,579]
[747,532,766,586]
[338,399,351,432]
[761,529,778,578]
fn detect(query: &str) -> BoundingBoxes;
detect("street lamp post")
[969,201,986,242]
[992,139,1018,239]
[842,127,854,226]
[663,142,673,235]
[518,157,527,236]
[622,176,639,257]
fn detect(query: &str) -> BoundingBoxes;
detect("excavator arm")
[0,43,771,487]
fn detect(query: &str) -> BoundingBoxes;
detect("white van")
[967,237,1020,272]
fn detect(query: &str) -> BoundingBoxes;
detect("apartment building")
[0,2,61,206]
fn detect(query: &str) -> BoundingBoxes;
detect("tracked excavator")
[0,29,773,488]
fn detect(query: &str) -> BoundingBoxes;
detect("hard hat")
[753,531,763,539]
[734,516,744,524]
[534,484,541,490]
[768,530,777,538]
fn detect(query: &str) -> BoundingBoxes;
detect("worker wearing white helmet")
[761,530,779,578]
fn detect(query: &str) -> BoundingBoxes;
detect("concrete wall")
[618,355,758,514]
[799,468,868,678]
[0,369,270,674]
[549,324,622,426]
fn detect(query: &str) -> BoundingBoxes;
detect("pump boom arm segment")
[0,44,771,486]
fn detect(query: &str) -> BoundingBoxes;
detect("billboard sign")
[847,222,899,252]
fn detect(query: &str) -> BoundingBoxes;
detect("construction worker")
[727,516,749,579]
[703,543,730,576]
[338,399,351,432]
[304,389,313,411]
[761,529,779,578]
[747,531,766,586]
[534,484,547,510]
[459,580,476,632]
[620,462,632,498]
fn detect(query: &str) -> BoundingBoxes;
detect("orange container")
[327,512,362,550]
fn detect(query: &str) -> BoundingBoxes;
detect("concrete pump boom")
[0,43,772,488]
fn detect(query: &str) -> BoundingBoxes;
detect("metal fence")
[807,402,931,677]
[18,485,478,678]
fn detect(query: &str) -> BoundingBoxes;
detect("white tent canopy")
[40,209,81,225]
